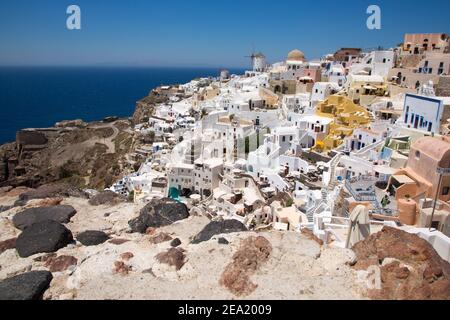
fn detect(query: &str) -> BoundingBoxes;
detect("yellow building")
[315,95,371,151]
[345,74,389,107]
[192,85,220,107]
[259,88,279,109]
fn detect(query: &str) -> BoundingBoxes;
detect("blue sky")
[0,0,449,68]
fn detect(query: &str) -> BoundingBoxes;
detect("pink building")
[299,65,322,83]
[403,33,449,54]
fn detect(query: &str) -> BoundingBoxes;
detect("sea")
[0,66,244,144]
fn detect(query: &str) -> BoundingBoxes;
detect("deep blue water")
[0,67,244,144]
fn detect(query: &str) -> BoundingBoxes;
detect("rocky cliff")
[0,119,137,190]
[132,88,170,125]
[0,188,365,300]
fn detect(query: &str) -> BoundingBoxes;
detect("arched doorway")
[397,72,402,85]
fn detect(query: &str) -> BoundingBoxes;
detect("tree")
[128,190,135,202]
[285,198,294,208]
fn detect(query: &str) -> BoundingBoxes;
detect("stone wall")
[16,130,48,147]
[436,76,450,97]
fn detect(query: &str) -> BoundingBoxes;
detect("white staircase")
[327,153,343,191]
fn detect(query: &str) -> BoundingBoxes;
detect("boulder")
[352,226,450,300]
[192,219,247,244]
[12,205,77,230]
[170,238,182,247]
[155,248,186,271]
[16,220,74,258]
[218,238,229,245]
[77,230,109,246]
[0,271,53,300]
[88,191,126,206]
[128,198,189,233]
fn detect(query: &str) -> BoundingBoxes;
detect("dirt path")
[51,123,120,167]
[92,123,119,154]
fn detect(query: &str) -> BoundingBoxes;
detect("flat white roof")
[274,126,298,135]
[349,74,384,83]
[301,115,334,124]
[438,96,450,105]
[195,157,223,167]
[392,174,416,184]
[174,163,194,170]
[287,60,304,65]
[373,165,397,175]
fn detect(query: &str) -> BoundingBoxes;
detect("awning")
[379,109,401,115]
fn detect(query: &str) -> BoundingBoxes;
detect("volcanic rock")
[352,226,450,300]
[114,261,132,275]
[0,238,17,254]
[108,238,130,245]
[170,238,182,247]
[128,198,189,233]
[155,248,186,271]
[218,238,229,245]
[149,232,173,244]
[120,252,134,261]
[77,230,109,246]
[0,271,53,300]
[220,236,272,296]
[37,198,63,207]
[88,191,126,206]
[16,220,74,258]
[12,205,77,230]
[192,219,247,244]
[44,255,78,272]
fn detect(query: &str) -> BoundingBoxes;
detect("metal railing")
[345,179,377,202]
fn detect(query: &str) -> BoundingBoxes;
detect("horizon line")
[0,64,249,70]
